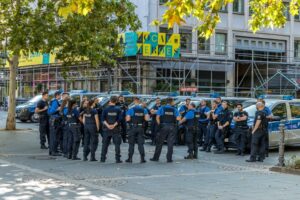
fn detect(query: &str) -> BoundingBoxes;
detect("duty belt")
[69,123,79,126]
[131,123,143,126]
[161,123,176,125]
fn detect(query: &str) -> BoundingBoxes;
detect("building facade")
[1,0,300,101]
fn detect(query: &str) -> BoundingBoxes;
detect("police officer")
[150,97,161,145]
[101,96,123,163]
[79,99,88,147]
[206,101,218,152]
[179,102,198,159]
[116,95,128,143]
[246,102,267,162]
[83,100,100,161]
[93,98,103,137]
[59,92,70,154]
[64,99,81,160]
[215,101,232,154]
[258,99,273,157]
[61,96,70,158]
[150,97,181,163]
[35,91,50,149]
[198,100,210,149]
[177,98,191,145]
[215,97,223,112]
[233,103,248,156]
[125,97,149,163]
[48,91,62,156]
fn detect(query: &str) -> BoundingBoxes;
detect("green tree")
[153,0,300,38]
[0,0,140,130]
[0,0,58,130]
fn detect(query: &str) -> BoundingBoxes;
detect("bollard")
[277,120,285,167]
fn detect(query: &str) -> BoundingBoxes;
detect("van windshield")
[244,102,273,118]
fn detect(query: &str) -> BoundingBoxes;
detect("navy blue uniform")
[62,107,69,157]
[116,101,128,143]
[64,108,81,159]
[37,99,49,147]
[233,111,249,154]
[177,105,189,145]
[48,98,61,156]
[215,108,232,152]
[198,106,210,148]
[263,106,272,156]
[249,110,267,161]
[126,105,148,162]
[206,109,219,152]
[184,109,199,158]
[101,105,122,162]
[83,108,99,161]
[152,105,179,162]
[150,104,161,144]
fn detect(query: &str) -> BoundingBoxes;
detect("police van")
[228,96,300,149]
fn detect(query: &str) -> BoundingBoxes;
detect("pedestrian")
[214,101,232,154]
[150,97,161,145]
[198,100,210,149]
[215,97,223,112]
[100,96,123,163]
[177,98,191,145]
[35,91,50,149]
[59,92,70,154]
[179,102,198,159]
[246,102,267,162]
[125,97,149,163]
[233,103,249,156]
[206,101,219,152]
[48,91,62,156]
[116,95,128,143]
[93,98,103,137]
[83,100,100,161]
[150,97,181,163]
[64,99,81,160]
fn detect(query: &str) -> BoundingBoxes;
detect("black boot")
[140,155,146,163]
[125,156,132,163]
[184,154,194,159]
[41,144,48,149]
[72,156,81,160]
[90,153,97,161]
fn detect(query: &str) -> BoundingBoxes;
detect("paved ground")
[0,111,300,200]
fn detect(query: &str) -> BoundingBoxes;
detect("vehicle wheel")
[20,119,27,123]
[30,114,38,123]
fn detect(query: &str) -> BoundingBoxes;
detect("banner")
[5,52,56,68]
[119,31,180,58]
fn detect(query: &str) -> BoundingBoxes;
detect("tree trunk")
[6,55,19,130]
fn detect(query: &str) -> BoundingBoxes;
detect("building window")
[233,0,244,14]
[294,40,300,58]
[179,28,193,53]
[198,37,210,54]
[159,26,173,39]
[159,0,168,5]
[215,33,227,54]
[220,5,227,12]
[284,2,290,20]
[295,14,300,21]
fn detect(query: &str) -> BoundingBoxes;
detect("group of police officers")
[35,91,272,164]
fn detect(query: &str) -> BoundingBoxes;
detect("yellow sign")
[119,31,180,58]
[5,52,57,68]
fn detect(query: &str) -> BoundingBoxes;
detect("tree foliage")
[55,0,141,67]
[151,0,300,39]
[0,0,140,130]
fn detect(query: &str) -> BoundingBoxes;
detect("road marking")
[0,159,153,200]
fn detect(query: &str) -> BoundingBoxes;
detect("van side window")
[272,103,287,119]
[290,103,300,118]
